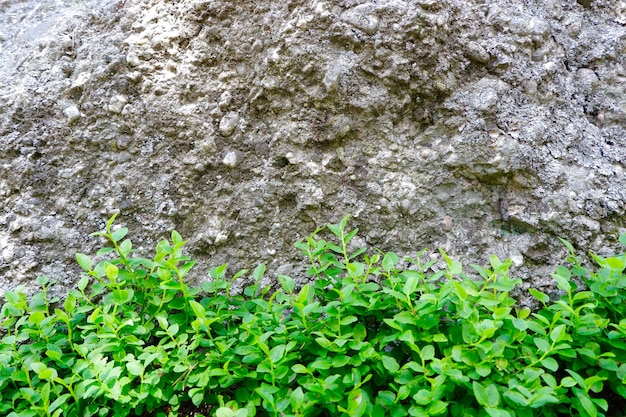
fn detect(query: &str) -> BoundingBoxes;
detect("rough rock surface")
[0,0,625,300]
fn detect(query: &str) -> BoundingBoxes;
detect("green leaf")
[377,391,395,406]
[512,318,528,331]
[171,229,183,245]
[31,362,58,381]
[551,273,571,293]
[473,381,500,407]
[558,237,576,254]
[168,323,180,336]
[449,260,463,275]
[599,358,619,372]
[126,361,144,376]
[485,409,512,417]
[297,284,311,304]
[529,393,558,408]
[476,363,491,377]
[303,301,321,316]
[439,248,463,275]
[332,355,351,367]
[345,227,359,244]
[30,362,46,374]
[105,213,119,230]
[119,239,132,257]
[279,275,295,293]
[421,345,435,361]
[111,289,133,304]
[433,333,448,343]
[504,391,528,407]
[76,253,93,271]
[104,263,119,281]
[566,369,586,388]
[345,388,368,417]
[64,293,76,314]
[216,408,236,417]
[270,344,286,363]
[529,288,549,303]
[392,311,415,325]
[177,261,195,279]
[533,337,551,353]
[29,311,46,325]
[96,247,116,256]
[46,345,63,361]
[473,381,488,406]
[542,374,558,389]
[619,234,626,247]
[383,252,399,272]
[291,387,304,409]
[555,265,571,279]
[413,389,431,406]
[188,300,206,319]
[78,275,90,291]
[353,323,367,341]
[256,383,279,405]
[292,364,309,374]
[408,406,429,417]
[111,227,128,242]
[341,316,358,325]
[492,307,511,320]
[541,357,559,372]
[550,324,566,343]
[54,308,70,323]
[573,291,594,302]
[485,383,501,408]
[453,281,467,300]
[560,377,577,387]
[403,273,420,296]
[315,337,332,350]
[253,263,266,282]
[189,388,204,407]
[606,256,624,270]
[382,356,399,373]
[328,223,342,238]
[49,394,71,414]
[573,387,597,417]
[426,401,448,416]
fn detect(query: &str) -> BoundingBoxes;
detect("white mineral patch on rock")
[71,71,91,89]
[219,112,239,136]
[63,105,81,121]
[222,150,244,168]
[340,4,380,35]
[106,95,128,114]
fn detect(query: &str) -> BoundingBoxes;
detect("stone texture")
[0,0,624,302]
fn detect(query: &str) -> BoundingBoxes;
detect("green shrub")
[1,215,625,416]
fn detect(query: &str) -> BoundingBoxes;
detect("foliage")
[1,215,626,417]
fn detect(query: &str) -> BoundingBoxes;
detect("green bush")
[1,215,626,417]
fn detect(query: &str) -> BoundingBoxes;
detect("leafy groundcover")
[1,215,626,417]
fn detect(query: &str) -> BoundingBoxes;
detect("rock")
[576,68,600,89]
[0,0,624,303]
[126,52,141,67]
[106,95,129,114]
[222,150,244,168]
[509,16,551,38]
[63,105,81,122]
[219,112,239,137]
[340,4,380,35]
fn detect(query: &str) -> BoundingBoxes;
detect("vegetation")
[1,215,625,417]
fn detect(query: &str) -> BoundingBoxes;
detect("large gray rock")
[1,0,624,299]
